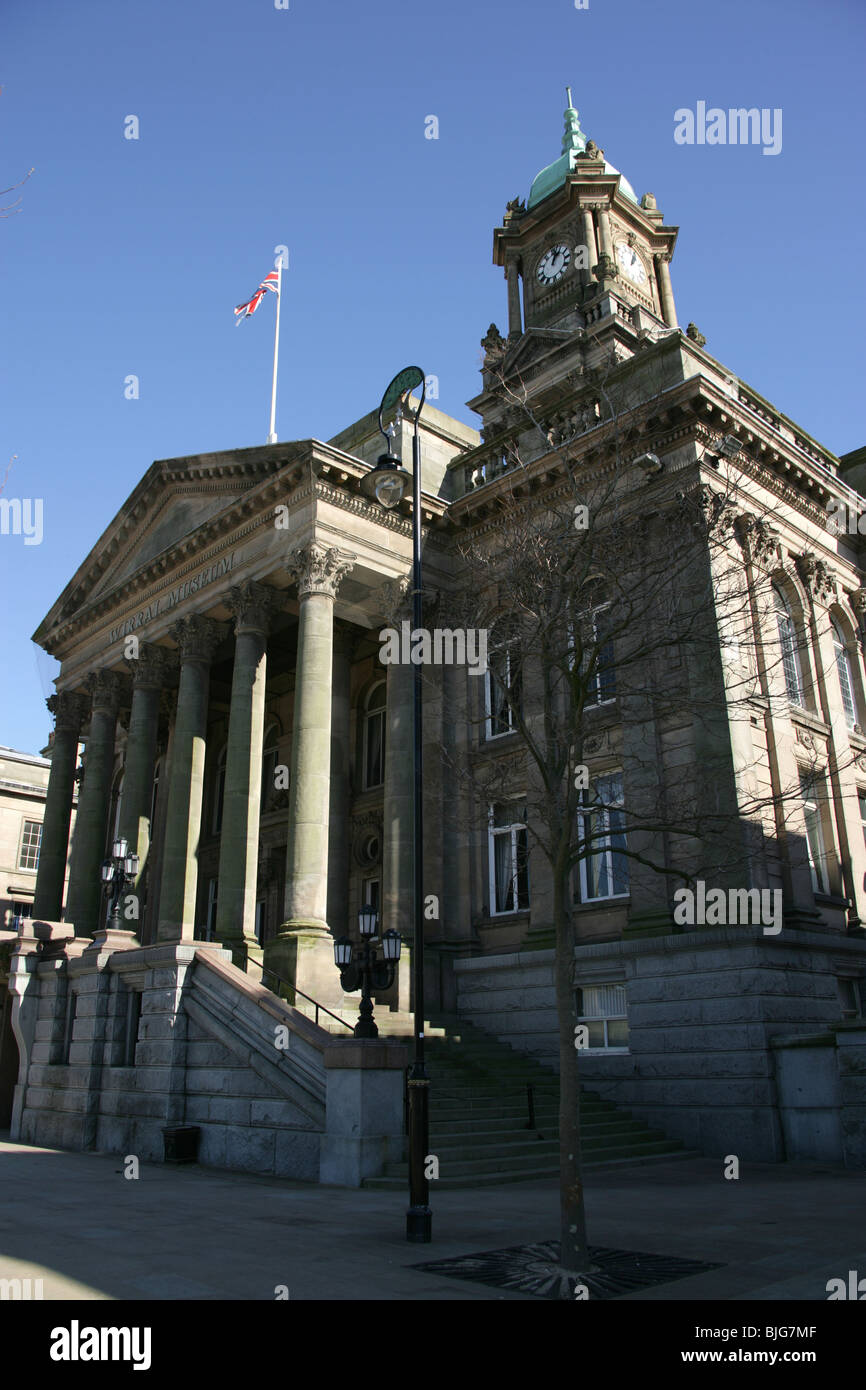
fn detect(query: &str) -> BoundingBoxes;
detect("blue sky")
[1,0,864,752]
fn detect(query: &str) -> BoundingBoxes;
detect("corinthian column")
[64,671,125,937]
[157,614,226,943]
[215,581,281,964]
[33,690,87,921]
[265,543,354,1004]
[118,644,178,923]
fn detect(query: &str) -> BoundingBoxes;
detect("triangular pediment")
[501,327,576,377]
[32,444,308,650]
[90,480,248,598]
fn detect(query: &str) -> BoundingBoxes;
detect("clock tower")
[492,90,679,349]
[461,91,683,488]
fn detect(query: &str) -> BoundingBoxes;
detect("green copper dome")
[527,92,638,209]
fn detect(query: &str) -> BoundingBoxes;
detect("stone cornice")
[453,371,849,532]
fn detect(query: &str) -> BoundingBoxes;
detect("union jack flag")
[234,269,279,323]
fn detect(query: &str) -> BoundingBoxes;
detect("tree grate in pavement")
[411,1240,724,1300]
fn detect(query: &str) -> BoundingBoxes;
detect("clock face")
[616,243,647,287]
[536,244,572,287]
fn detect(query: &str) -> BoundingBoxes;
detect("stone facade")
[3,100,866,1173]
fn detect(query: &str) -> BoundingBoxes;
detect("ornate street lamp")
[101,835,140,931]
[333,908,402,1038]
[361,365,433,1244]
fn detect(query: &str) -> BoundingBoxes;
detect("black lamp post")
[361,365,432,1244]
[334,907,402,1038]
[100,836,140,930]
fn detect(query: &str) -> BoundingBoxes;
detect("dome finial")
[562,86,586,157]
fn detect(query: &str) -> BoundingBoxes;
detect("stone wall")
[454,928,866,1163]
[7,922,406,1185]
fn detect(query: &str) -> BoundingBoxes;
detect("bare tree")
[438,343,856,1284]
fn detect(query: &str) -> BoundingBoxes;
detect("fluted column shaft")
[216,583,280,959]
[33,691,86,920]
[157,615,225,943]
[64,672,124,936]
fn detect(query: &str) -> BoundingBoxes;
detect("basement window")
[576,982,629,1052]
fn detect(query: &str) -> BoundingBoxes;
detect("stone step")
[432,1118,646,1149]
[376,1134,684,1183]
[390,1134,683,1178]
[362,1149,700,1190]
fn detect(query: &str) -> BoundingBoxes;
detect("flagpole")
[266,258,282,444]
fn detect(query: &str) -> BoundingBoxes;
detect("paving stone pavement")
[1,1134,864,1301]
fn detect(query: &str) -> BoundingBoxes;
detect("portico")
[29,408,478,1015]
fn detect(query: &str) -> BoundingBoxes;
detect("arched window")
[773,584,805,706]
[261,723,281,811]
[213,746,227,834]
[364,683,386,789]
[831,620,857,728]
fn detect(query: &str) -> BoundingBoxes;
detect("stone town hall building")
[2,98,865,1180]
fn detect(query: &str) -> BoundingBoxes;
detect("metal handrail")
[247,957,354,1032]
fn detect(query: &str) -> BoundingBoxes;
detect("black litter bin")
[161,1125,201,1164]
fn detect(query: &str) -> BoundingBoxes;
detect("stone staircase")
[361,1013,692,1189]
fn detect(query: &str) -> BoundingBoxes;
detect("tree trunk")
[553,871,592,1275]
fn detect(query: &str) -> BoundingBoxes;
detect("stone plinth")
[319,1038,408,1186]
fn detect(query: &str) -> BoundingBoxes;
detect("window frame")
[773,583,806,708]
[487,801,530,916]
[831,619,858,729]
[363,682,386,790]
[484,636,522,740]
[577,771,630,903]
[18,819,43,872]
[799,769,829,895]
[576,982,629,1053]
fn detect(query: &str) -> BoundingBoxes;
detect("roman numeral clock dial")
[536,244,571,287]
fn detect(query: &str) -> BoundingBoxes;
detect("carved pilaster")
[796,551,836,604]
[736,513,782,569]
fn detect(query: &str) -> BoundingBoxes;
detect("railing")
[245,957,354,1032]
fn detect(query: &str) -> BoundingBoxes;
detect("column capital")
[169,613,227,662]
[46,690,87,732]
[125,642,179,690]
[226,580,283,635]
[288,542,355,599]
[85,668,127,714]
[375,575,412,623]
